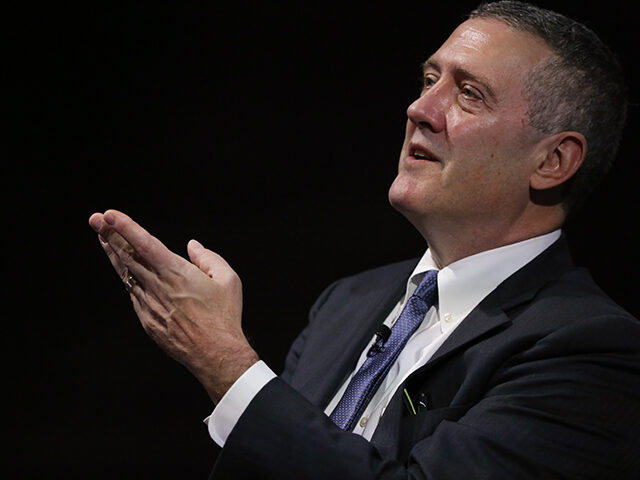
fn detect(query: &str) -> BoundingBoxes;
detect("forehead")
[428,18,552,98]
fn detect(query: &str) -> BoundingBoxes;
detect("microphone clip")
[367,325,391,357]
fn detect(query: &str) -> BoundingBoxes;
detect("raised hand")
[88,209,259,403]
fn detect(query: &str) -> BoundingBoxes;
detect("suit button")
[359,416,369,427]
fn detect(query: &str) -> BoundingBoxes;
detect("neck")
[412,207,564,268]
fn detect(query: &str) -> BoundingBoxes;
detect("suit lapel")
[413,233,574,375]
[292,260,417,409]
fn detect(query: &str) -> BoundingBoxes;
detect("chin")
[388,174,444,238]
[390,171,419,204]
[389,177,423,218]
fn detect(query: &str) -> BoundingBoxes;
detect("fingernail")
[190,239,203,249]
[104,212,115,225]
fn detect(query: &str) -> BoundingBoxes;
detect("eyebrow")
[422,58,498,104]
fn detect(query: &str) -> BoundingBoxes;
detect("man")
[89,1,639,478]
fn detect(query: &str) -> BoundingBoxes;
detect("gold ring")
[124,271,138,292]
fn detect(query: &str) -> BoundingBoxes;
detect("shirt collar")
[407,230,561,333]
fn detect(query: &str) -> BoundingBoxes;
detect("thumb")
[187,239,229,279]
[187,239,208,273]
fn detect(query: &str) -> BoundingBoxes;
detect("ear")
[529,131,586,191]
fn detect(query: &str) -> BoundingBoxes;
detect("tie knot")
[413,270,438,306]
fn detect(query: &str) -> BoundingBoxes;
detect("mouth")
[408,143,440,163]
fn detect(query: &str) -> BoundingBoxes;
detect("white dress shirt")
[206,230,561,445]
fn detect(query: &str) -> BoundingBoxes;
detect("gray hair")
[469,1,628,212]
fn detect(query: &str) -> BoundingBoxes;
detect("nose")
[407,84,447,133]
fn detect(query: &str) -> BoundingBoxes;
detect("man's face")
[389,18,553,236]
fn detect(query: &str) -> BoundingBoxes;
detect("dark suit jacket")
[211,236,640,479]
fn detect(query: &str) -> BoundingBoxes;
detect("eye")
[460,85,482,101]
[424,74,437,87]
[421,73,438,92]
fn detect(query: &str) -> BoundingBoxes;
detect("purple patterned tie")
[330,270,438,430]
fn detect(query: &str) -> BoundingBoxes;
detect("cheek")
[444,128,529,201]
[446,114,527,174]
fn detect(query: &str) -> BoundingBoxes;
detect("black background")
[8,1,639,478]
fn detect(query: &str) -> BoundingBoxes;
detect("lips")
[408,143,440,162]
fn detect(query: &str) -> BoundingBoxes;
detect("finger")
[90,213,134,263]
[101,210,181,270]
[103,224,152,272]
[96,232,148,293]
[91,210,183,281]
[88,212,103,232]
[92,213,150,278]
[97,231,126,277]
[91,213,157,293]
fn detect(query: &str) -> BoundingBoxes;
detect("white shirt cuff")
[203,360,277,447]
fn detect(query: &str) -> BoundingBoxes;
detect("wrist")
[196,342,260,404]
